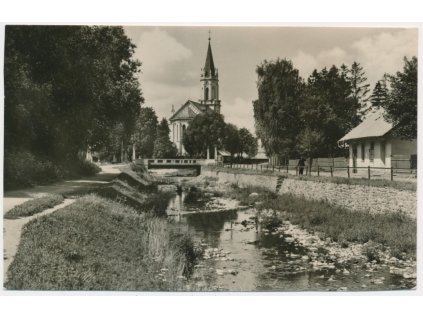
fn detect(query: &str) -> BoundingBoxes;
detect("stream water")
[161,174,415,292]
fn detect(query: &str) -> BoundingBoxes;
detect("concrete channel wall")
[201,167,416,218]
[202,168,280,192]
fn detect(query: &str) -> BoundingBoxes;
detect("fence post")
[368,166,371,180]
[347,166,350,179]
[296,166,298,176]
[286,165,289,174]
[273,165,275,172]
[305,166,308,176]
[330,166,333,177]
[317,165,320,177]
[278,166,281,172]
[391,166,394,181]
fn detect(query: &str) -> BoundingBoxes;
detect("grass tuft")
[4,194,64,219]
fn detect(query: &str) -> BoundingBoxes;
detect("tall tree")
[183,110,226,158]
[348,62,371,116]
[384,56,417,140]
[153,118,177,158]
[253,58,304,161]
[133,107,158,158]
[238,128,258,158]
[300,65,358,158]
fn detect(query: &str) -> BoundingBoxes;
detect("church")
[169,35,221,159]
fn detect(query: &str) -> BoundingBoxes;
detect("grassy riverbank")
[6,195,199,290]
[227,186,416,259]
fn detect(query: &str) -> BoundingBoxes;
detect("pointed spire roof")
[203,36,215,77]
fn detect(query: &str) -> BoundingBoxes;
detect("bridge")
[142,158,215,175]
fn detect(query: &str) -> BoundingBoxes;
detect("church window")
[205,87,209,101]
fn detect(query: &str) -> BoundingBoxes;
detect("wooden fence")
[219,161,416,181]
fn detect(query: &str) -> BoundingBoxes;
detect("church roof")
[169,100,208,122]
[203,40,216,77]
[338,109,394,142]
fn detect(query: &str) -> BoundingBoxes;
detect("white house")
[338,110,417,170]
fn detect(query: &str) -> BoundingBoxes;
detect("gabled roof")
[169,100,208,122]
[203,40,215,77]
[339,109,394,142]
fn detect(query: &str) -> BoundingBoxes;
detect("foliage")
[300,65,360,158]
[4,25,143,171]
[348,62,371,116]
[222,123,241,158]
[133,107,159,158]
[5,194,64,219]
[370,78,388,110]
[153,118,178,158]
[253,59,375,160]
[383,56,417,140]
[6,195,200,290]
[183,110,226,157]
[253,58,304,159]
[238,128,258,158]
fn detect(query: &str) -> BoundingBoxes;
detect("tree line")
[182,110,258,160]
[253,57,417,164]
[4,25,144,188]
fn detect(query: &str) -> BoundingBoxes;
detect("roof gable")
[339,109,394,142]
[169,100,207,121]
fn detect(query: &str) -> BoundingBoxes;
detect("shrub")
[73,159,101,176]
[4,150,63,190]
[4,149,101,190]
[5,194,64,219]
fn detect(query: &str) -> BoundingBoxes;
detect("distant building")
[169,35,221,159]
[338,110,417,170]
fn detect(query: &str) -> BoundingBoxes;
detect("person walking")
[298,157,306,175]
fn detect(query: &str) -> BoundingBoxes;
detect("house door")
[352,145,357,173]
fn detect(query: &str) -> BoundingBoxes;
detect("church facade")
[169,36,221,158]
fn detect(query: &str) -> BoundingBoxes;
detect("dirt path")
[2,164,126,285]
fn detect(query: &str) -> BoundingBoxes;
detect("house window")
[361,143,365,161]
[369,142,375,163]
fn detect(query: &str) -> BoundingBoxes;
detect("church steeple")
[200,33,221,113]
[204,37,215,77]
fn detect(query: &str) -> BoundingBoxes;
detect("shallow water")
[167,189,414,292]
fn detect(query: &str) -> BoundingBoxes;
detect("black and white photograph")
[1,22,419,295]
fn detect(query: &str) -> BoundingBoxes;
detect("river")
[156,171,415,292]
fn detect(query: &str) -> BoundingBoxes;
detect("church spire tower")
[200,32,221,113]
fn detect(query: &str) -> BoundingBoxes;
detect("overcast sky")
[123,26,418,134]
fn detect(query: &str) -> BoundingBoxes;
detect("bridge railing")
[142,158,215,166]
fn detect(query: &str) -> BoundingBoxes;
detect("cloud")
[136,28,193,79]
[222,97,256,134]
[292,29,417,85]
[350,29,417,84]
